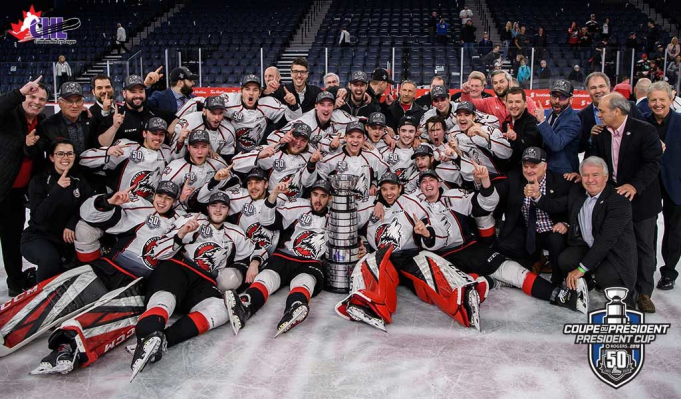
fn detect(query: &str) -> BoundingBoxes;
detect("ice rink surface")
[0,217,679,399]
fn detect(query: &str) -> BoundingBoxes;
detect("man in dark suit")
[647,82,681,291]
[146,66,198,115]
[40,82,95,155]
[577,72,645,153]
[557,156,638,308]
[502,87,543,168]
[587,92,662,312]
[495,147,576,284]
[634,78,652,117]
[272,58,322,114]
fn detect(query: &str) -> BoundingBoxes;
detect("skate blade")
[224,291,242,336]
[347,306,387,332]
[576,278,589,315]
[274,306,309,338]
[467,289,481,332]
[29,361,74,375]
[129,338,161,383]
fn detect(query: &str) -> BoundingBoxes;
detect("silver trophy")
[326,174,361,293]
[604,288,630,324]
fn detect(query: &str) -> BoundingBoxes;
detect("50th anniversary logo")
[564,287,671,389]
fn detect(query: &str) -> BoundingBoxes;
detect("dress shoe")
[637,294,656,313]
[656,276,675,291]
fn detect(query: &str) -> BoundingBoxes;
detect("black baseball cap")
[241,74,261,87]
[155,181,180,199]
[170,66,199,82]
[430,85,449,99]
[310,179,331,193]
[350,71,368,84]
[346,120,365,135]
[522,147,547,164]
[188,130,211,145]
[146,117,168,132]
[316,91,335,104]
[398,115,418,128]
[455,101,476,114]
[371,68,396,84]
[418,169,439,183]
[550,79,574,97]
[245,167,268,182]
[367,112,386,127]
[291,122,312,139]
[204,95,226,110]
[208,191,230,206]
[59,82,83,99]
[379,171,400,186]
[411,144,434,159]
[124,75,145,90]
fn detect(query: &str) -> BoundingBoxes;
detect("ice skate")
[274,301,309,338]
[346,304,386,332]
[463,287,481,331]
[129,331,166,383]
[551,278,589,315]
[224,289,250,336]
[30,343,78,375]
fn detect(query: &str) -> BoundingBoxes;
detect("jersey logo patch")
[184,172,197,184]
[246,223,273,250]
[279,173,302,201]
[142,237,162,268]
[336,161,348,173]
[375,218,402,250]
[235,127,256,150]
[130,171,155,198]
[232,112,244,123]
[293,231,325,259]
[199,225,213,238]
[387,153,400,166]
[194,242,221,272]
[299,213,312,227]
[242,203,256,216]
[130,150,145,163]
[146,215,161,229]
[273,159,286,172]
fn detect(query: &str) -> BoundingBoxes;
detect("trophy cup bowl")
[330,174,360,195]
[604,287,628,302]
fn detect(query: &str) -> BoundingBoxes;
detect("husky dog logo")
[563,287,670,389]
[279,172,302,200]
[374,218,402,250]
[194,242,222,272]
[293,231,325,259]
[246,223,273,250]
[395,163,417,183]
[142,237,162,268]
[354,173,369,200]
[130,171,155,198]
[235,127,256,150]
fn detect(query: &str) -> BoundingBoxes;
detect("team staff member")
[272,58,322,113]
[21,140,92,282]
[0,76,47,296]
[146,67,199,115]
[40,82,95,155]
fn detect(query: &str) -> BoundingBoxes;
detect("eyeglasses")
[62,98,84,106]
[291,70,308,75]
[550,93,569,101]
[54,151,75,158]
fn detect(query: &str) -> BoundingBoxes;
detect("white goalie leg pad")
[146,291,177,319]
[216,268,244,292]
[253,269,282,296]
[489,260,529,289]
[189,297,229,331]
[289,273,316,297]
[75,221,104,261]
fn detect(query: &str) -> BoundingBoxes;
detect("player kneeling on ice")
[129,191,259,381]
[0,181,183,374]
[225,179,373,337]
[335,171,484,331]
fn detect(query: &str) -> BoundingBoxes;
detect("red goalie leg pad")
[355,247,399,323]
[468,273,490,303]
[187,312,210,335]
[400,270,469,328]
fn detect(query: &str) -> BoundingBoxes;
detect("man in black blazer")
[647,82,681,291]
[272,58,322,114]
[577,72,645,153]
[557,156,637,308]
[502,87,543,169]
[39,82,95,155]
[587,92,662,312]
[494,147,576,284]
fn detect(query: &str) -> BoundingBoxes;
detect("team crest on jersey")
[130,171,155,198]
[199,225,213,238]
[235,127,256,150]
[130,150,145,163]
[336,161,348,173]
[162,166,172,176]
[246,223,273,250]
[299,213,312,227]
[194,242,222,272]
[375,218,402,250]
[146,214,161,229]
[216,139,226,152]
[73,188,80,198]
[395,164,417,182]
[184,172,197,184]
[273,159,286,172]
[242,203,256,216]
[280,173,302,200]
[142,237,161,268]
[293,231,325,259]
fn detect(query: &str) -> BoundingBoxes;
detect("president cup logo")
[563,288,670,389]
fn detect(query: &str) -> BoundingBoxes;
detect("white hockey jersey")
[450,125,512,181]
[172,111,236,159]
[266,108,357,154]
[419,105,500,139]
[161,157,228,209]
[79,194,183,277]
[381,146,417,182]
[315,148,389,200]
[79,139,176,198]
